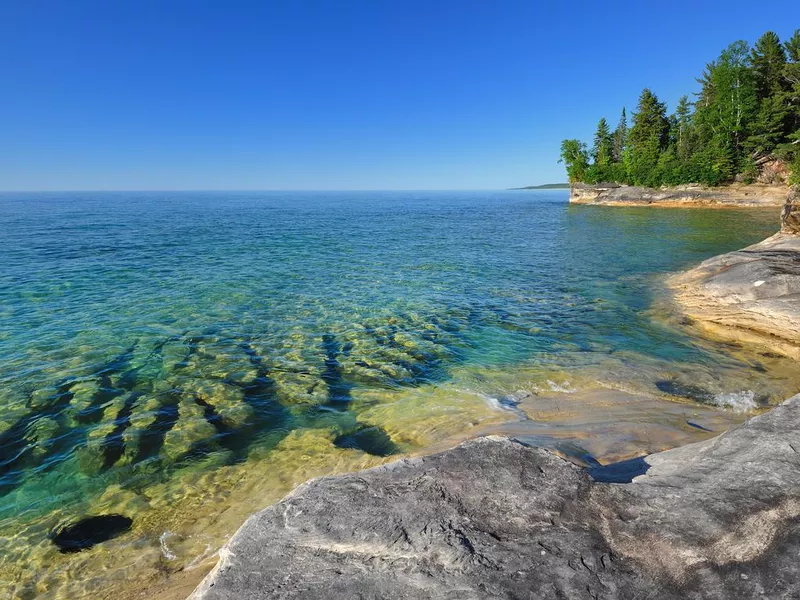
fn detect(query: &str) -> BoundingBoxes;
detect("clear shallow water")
[1,190,798,598]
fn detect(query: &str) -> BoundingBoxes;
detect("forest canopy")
[560,30,800,187]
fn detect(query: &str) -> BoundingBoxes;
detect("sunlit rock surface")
[191,395,800,600]
[782,185,800,234]
[570,182,787,207]
[669,232,800,358]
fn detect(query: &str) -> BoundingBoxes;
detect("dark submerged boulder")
[51,514,133,553]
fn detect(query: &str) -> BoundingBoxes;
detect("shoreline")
[668,232,800,360]
[569,182,788,207]
[667,185,800,359]
[184,186,800,599]
[190,395,800,599]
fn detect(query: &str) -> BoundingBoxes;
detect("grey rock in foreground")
[191,395,800,600]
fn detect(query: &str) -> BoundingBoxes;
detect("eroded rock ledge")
[570,182,787,207]
[668,189,800,358]
[190,395,800,600]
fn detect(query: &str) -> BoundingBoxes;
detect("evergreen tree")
[781,30,800,156]
[694,41,757,178]
[750,31,787,98]
[558,30,800,186]
[591,118,614,166]
[628,88,669,186]
[747,32,790,156]
[673,95,694,161]
[785,29,800,62]
[612,108,627,163]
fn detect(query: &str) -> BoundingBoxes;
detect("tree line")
[560,30,800,187]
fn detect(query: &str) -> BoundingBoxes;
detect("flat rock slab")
[669,232,800,356]
[191,395,800,600]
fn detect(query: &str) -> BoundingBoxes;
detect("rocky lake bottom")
[1,190,799,599]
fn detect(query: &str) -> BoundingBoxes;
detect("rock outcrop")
[190,395,800,600]
[669,232,800,357]
[782,185,800,234]
[570,182,787,207]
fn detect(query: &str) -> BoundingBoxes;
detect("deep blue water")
[0,190,792,597]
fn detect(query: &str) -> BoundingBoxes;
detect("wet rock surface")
[191,395,800,600]
[570,183,787,207]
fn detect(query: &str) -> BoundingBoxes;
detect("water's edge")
[181,227,800,600]
[3,192,795,599]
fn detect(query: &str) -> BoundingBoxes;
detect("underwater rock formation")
[51,514,133,553]
[190,395,800,599]
[1,310,466,496]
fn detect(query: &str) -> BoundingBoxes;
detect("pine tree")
[750,31,787,98]
[694,41,757,177]
[673,95,694,161]
[591,118,614,166]
[612,108,627,163]
[557,31,800,186]
[628,88,669,186]
[785,29,800,63]
[781,30,800,160]
[746,32,790,156]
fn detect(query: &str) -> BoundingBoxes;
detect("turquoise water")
[0,190,796,598]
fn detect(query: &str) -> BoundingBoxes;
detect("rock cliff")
[782,185,800,234]
[668,187,800,358]
[190,395,800,600]
[570,182,787,207]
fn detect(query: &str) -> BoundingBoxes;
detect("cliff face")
[570,183,787,207]
[669,233,800,358]
[782,185,800,234]
[191,396,800,600]
[667,185,800,358]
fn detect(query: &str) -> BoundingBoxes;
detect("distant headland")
[508,183,570,190]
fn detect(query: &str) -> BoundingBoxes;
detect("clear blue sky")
[1,1,798,190]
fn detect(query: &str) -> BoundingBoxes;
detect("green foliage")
[558,139,589,183]
[592,118,614,167]
[559,30,800,187]
[673,95,694,161]
[628,89,669,186]
[751,31,787,97]
[790,153,800,186]
[739,156,759,184]
[612,108,627,162]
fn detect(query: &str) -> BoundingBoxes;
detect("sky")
[1,1,798,191]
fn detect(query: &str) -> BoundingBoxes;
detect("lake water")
[1,190,798,598]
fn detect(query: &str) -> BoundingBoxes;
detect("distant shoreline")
[569,182,788,207]
[508,183,570,190]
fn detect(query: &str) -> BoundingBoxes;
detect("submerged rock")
[191,395,800,599]
[51,514,133,553]
[333,425,399,457]
[655,379,713,403]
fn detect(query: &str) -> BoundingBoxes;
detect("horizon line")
[0,187,566,193]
